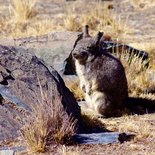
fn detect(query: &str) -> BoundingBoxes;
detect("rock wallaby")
[72,26,128,117]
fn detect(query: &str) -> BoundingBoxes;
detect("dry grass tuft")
[112,47,154,97]
[10,0,37,23]
[122,56,148,95]
[101,113,155,143]
[20,80,77,154]
[0,1,133,38]
[66,80,85,101]
[64,5,133,38]
[64,15,82,32]
[81,114,107,133]
[130,0,155,9]
[58,145,81,155]
[129,42,155,63]
[118,116,150,140]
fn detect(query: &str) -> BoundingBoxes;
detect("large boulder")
[0,44,81,143]
[13,31,80,73]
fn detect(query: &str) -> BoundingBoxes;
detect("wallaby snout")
[73,51,88,59]
[72,53,78,59]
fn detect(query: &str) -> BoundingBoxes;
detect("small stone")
[11,69,24,79]
[74,132,120,144]
[0,150,15,155]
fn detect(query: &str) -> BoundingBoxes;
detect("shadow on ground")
[126,97,155,115]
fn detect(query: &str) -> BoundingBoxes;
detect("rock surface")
[73,132,133,144]
[0,150,15,155]
[0,31,80,87]
[0,31,79,74]
[0,44,81,143]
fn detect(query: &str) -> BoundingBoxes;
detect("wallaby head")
[72,25,103,65]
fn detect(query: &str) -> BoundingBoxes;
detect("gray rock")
[0,150,15,155]
[0,31,80,76]
[0,44,81,142]
[73,132,134,144]
[0,146,25,152]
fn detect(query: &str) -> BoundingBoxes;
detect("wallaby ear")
[100,32,106,42]
[73,33,83,48]
[83,25,90,38]
[72,25,90,49]
[94,31,104,46]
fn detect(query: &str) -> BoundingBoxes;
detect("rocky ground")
[0,0,155,155]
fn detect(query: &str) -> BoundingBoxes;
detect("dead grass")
[64,4,133,38]
[0,0,133,38]
[64,15,82,32]
[66,80,85,101]
[111,46,154,97]
[130,0,155,9]
[129,42,155,65]
[58,145,81,155]
[121,54,149,96]
[10,0,37,23]
[101,113,155,142]
[20,80,77,154]
[81,114,107,133]
[0,0,57,38]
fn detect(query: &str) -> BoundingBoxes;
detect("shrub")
[20,80,77,154]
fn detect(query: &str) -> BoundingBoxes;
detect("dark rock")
[144,87,155,94]
[0,32,80,77]
[118,132,135,143]
[63,51,76,75]
[73,132,134,144]
[100,41,149,65]
[0,44,81,142]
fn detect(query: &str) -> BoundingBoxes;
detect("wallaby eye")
[80,51,87,56]
[87,46,92,50]
[87,46,95,53]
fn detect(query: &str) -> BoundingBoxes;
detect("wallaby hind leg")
[91,91,124,117]
[91,91,110,115]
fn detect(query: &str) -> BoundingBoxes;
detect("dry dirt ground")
[0,0,155,155]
